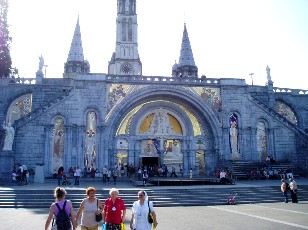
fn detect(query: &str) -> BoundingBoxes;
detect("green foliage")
[0,0,18,78]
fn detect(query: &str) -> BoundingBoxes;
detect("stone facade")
[1,76,308,178]
[1,1,308,179]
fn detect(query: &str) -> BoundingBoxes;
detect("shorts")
[106,222,121,230]
[81,224,98,230]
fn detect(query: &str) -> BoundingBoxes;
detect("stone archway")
[105,86,222,175]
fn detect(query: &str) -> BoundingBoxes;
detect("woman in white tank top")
[76,187,104,230]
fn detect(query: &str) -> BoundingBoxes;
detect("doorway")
[142,157,159,167]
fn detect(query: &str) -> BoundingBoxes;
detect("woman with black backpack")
[45,187,77,230]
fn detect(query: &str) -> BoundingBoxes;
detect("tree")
[0,0,18,79]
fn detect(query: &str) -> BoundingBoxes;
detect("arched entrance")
[141,156,159,167]
[105,86,222,176]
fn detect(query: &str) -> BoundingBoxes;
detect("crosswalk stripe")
[208,206,308,229]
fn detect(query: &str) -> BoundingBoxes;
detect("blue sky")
[7,0,308,89]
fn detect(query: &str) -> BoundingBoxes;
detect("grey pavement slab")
[1,178,308,229]
[0,202,308,229]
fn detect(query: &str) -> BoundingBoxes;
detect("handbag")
[51,219,57,230]
[148,200,154,224]
[96,199,103,222]
[121,222,126,230]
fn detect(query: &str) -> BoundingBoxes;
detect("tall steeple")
[108,0,142,76]
[172,23,198,78]
[63,16,90,78]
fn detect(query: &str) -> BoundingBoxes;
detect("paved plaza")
[1,179,308,229]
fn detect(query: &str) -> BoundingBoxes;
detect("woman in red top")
[103,188,126,230]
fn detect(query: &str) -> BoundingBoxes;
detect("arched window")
[52,118,64,174]
[85,111,97,169]
[116,138,128,167]
[122,19,127,41]
[257,121,267,161]
[128,18,133,42]
[6,94,32,125]
[229,114,239,160]
[275,101,298,125]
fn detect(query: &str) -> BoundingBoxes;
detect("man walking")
[289,178,298,203]
[74,166,81,185]
[170,165,177,177]
[103,165,108,182]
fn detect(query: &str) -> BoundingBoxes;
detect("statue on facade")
[2,122,15,151]
[145,109,176,135]
[85,129,96,168]
[39,55,44,72]
[229,120,240,160]
[52,129,64,173]
[266,65,271,81]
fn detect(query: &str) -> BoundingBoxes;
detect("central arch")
[104,85,222,175]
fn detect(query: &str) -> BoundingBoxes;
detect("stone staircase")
[249,95,308,143]
[231,161,298,180]
[1,185,307,209]
[14,87,74,129]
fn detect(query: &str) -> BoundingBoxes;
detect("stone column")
[131,138,140,167]
[222,127,229,160]
[159,138,165,166]
[251,128,258,161]
[128,149,134,165]
[181,139,187,176]
[44,125,53,176]
[78,126,86,169]
[189,150,196,172]
[64,125,72,169]
[204,149,211,176]
[96,125,104,170]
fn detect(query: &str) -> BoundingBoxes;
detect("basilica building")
[1,0,308,179]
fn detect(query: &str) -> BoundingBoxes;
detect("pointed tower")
[172,23,198,78]
[63,16,90,78]
[108,0,142,76]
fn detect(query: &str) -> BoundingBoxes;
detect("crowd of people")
[45,187,158,230]
[12,163,31,185]
[54,163,187,188]
[247,167,294,181]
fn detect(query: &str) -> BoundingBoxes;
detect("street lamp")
[249,73,254,85]
[44,65,48,78]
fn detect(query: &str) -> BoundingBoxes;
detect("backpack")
[55,201,71,230]
[286,182,290,191]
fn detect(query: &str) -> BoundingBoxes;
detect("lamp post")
[249,73,254,85]
[44,65,48,78]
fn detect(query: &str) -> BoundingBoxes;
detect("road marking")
[208,206,308,229]
[246,204,308,215]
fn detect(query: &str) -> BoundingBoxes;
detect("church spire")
[63,16,90,78]
[108,0,142,76]
[172,23,198,78]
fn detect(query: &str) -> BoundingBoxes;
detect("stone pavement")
[1,178,308,229]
